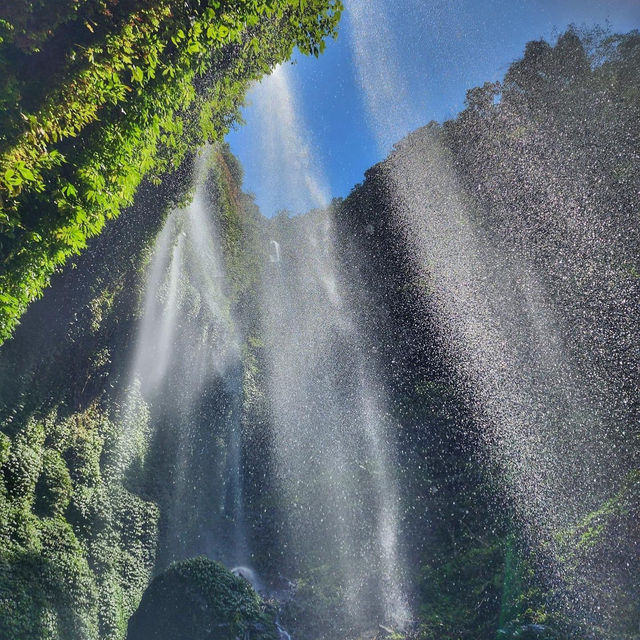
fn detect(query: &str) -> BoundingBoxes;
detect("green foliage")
[208,143,268,311]
[417,543,504,640]
[0,142,197,640]
[547,471,640,639]
[34,450,73,517]
[2,418,44,502]
[126,557,278,640]
[0,406,159,640]
[0,432,9,467]
[0,0,342,343]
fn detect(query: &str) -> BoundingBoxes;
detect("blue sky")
[226,0,640,217]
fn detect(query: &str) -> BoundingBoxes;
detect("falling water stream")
[259,210,410,627]
[251,63,410,628]
[121,154,249,568]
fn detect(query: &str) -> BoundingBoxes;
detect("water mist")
[347,0,638,631]
[249,64,411,628]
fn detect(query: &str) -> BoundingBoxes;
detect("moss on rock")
[34,450,73,518]
[126,557,278,640]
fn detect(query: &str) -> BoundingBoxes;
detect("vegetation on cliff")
[0,0,341,342]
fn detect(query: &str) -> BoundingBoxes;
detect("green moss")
[126,557,278,640]
[0,405,159,640]
[2,419,44,502]
[417,542,504,640]
[0,432,9,466]
[34,450,72,518]
[0,516,99,639]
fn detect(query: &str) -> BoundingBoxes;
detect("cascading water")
[120,153,249,568]
[112,64,413,628]
[260,212,410,627]
[248,63,330,215]
[384,135,617,534]
[248,63,411,628]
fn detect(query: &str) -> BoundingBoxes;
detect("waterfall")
[120,153,249,568]
[249,64,330,215]
[247,63,411,628]
[114,59,414,626]
[259,213,410,627]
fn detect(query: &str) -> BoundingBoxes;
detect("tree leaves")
[0,0,342,343]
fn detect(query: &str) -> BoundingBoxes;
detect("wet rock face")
[126,557,278,640]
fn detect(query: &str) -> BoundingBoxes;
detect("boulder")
[127,557,278,640]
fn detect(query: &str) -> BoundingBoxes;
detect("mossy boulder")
[126,557,278,640]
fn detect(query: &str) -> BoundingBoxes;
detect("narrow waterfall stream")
[259,210,410,627]
[121,159,249,568]
[249,62,410,629]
